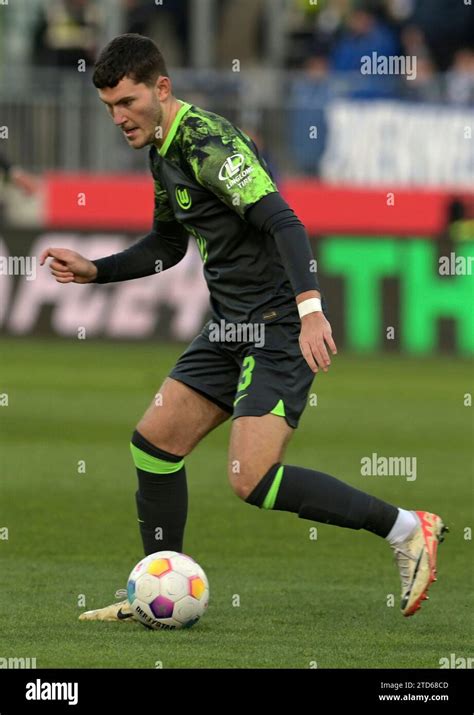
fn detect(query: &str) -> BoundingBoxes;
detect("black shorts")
[168,318,315,429]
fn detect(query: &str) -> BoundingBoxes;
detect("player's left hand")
[299,312,337,374]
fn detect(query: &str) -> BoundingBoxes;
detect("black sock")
[130,430,188,555]
[246,463,398,537]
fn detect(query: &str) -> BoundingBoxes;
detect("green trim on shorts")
[130,443,184,474]
[262,465,285,510]
[270,399,286,417]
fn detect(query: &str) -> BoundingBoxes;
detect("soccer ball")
[127,551,209,630]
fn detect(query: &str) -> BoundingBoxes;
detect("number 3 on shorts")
[237,355,256,392]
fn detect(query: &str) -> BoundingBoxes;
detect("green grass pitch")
[1,338,472,668]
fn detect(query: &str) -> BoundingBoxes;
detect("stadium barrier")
[1,179,472,352]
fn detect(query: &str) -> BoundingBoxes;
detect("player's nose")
[110,108,127,126]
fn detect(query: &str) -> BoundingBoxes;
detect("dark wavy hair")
[92,34,169,89]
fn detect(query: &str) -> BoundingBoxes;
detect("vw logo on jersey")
[218,154,245,181]
[175,186,192,210]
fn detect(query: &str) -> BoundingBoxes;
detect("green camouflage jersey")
[149,101,300,324]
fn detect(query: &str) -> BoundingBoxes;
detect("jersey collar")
[159,100,192,157]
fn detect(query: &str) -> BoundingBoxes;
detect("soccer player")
[40,34,447,621]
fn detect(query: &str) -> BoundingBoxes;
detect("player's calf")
[235,448,447,616]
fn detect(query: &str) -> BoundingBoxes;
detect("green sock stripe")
[262,465,285,510]
[130,443,184,474]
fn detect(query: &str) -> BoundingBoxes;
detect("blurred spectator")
[330,6,401,98]
[285,0,338,68]
[399,26,442,103]
[124,0,190,68]
[411,0,474,72]
[32,0,102,68]
[289,55,331,176]
[331,6,401,72]
[0,152,39,228]
[402,56,443,104]
[446,49,474,106]
[216,0,266,68]
[0,154,39,196]
[400,24,431,62]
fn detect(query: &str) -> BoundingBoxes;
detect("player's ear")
[155,75,172,101]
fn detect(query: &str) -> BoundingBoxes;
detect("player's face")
[98,77,163,149]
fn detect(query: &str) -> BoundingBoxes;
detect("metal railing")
[0,66,467,174]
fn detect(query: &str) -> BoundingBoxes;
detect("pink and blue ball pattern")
[127,580,136,604]
[150,595,175,619]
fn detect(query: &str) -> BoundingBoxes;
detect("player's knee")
[134,420,189,457]
[229,461,283,505]
[227,460,263,501]
[131,426,186,461]
[134,424,159,453]
[230,475,257,501]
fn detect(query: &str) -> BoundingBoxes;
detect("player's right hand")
[39,247,98,284]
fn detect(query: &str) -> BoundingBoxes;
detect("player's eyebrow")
[100,95,135,107]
